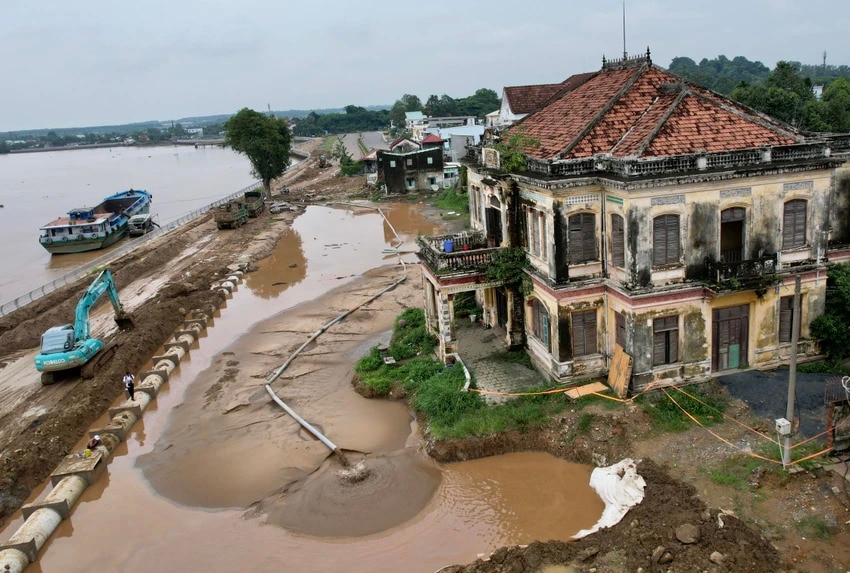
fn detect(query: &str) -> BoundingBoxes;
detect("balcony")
[704,253,778,289]
[417,231,499,276]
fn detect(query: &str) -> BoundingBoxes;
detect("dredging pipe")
[0,275,239,572]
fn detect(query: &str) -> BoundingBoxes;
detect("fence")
[0,181,261,318]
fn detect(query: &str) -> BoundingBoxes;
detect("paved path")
[455,320,545,405]
[340,131,388,159]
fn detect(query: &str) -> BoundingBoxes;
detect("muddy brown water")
[1,203,604,572]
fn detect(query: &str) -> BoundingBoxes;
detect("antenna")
[267,103,272,116]
[823,51,827,70]
[622,1,627,60]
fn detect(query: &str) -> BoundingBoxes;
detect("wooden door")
[712,305,749,371]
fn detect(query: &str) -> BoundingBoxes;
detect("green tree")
[811,264,850,360]
[224,108,292,199]
[388,94,423,127]
[822,77,850,132]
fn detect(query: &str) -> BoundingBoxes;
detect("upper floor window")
[571,309,598,357]
[526,207,547,260]
[782,199,807,249]
[568,213,596,264]
[653,214,680,266]
[611,214,625,267]
[530,299,550,351]
[389,160,396,168]
[427,157,433,165]
[406,158,413,167]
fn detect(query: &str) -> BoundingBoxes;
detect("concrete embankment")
[0,270,245,572]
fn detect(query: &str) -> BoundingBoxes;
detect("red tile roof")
[511,65,801,160]
[421,133,444,143]
[503,72,595,115]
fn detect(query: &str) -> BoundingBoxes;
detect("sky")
[1,0,849,132]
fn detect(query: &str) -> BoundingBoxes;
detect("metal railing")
[417,231,498,275]
[0,181,261,318]
[703,252,778,285]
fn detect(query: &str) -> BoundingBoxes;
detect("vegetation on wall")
[494,130,541,174]
[485,247,532,295]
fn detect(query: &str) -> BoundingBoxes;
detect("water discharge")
[2,203,604,572]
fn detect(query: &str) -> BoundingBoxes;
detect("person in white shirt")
[123,371,135,401]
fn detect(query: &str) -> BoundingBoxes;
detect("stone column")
[437,292,457,360]
[505,287,525,349]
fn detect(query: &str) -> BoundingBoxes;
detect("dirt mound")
[441,459,780,573]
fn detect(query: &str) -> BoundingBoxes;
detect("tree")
[224,108,292,199]
[388,94,423,127]
[823,77,850,132]
[811,264,850,360]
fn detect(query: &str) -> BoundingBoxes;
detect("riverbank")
[0,140,848,571]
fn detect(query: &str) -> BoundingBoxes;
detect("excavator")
[34,269,134,385]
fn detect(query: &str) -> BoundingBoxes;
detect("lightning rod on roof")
[623,1,627,60]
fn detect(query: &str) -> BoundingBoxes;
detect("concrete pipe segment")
[0,302,223,572]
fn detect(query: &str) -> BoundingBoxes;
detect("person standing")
[123,371,136,401]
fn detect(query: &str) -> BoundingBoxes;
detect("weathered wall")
[831,164,850,246]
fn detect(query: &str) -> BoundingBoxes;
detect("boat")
[38,189,152,254]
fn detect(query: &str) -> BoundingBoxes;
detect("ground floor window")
[615,311,626,348]
[531,299,550,351]
[778,296,801,343]
[571,309,597,356]
[653,315,679,365]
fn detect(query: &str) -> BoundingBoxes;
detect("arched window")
[530,299,550,351]
[653,214,680,266]
[782,199,807,249]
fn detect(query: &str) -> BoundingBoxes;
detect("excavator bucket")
[114,312,135,331]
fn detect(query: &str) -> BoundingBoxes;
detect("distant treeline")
[292,88,501,136]
[669,55,850,133]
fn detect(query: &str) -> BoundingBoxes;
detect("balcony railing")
[704,252,778,286]
[418,231,498,275]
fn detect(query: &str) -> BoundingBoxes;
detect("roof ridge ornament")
[602,46,652,71]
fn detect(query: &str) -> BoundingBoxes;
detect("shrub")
[638,384,727,432]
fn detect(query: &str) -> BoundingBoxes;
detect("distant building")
[813,84,824,100]
[496,72,594,126]
[377,147,444,194]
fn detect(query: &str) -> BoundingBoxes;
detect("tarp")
[573,458,646,539]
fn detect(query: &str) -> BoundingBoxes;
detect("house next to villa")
[417,49,850,392]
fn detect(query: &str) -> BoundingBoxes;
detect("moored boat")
[38,189,152,254]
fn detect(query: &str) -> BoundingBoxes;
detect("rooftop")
[503,72,595,115]
[512,60,802,160]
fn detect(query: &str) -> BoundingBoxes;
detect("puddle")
[5,203,605,572]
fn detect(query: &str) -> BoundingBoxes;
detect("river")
[0,145,255,304]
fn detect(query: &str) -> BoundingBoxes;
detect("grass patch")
[796,360,850,375]
[575,412,595,436]
[354,309,571,438]
[320,135,338,152]
[637,384,727,432]
[797,515,835,539]
[705,454,765,491]
[434,188,469,213]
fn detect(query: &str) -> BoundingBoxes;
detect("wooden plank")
[608,345,633,398]
[564,381,608,400]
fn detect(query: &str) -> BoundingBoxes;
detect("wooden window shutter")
[582,213,596,262]
[653,215,680,265]
[669,327,679,363]
[615,311,625,348]
[653,331,667,365]
[779,296,793,343]
[568,214,582,263]
[783,200,807,249]
[572,309,597,356]
[611,215,625,267]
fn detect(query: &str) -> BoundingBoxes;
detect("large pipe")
[0,299,225,572]
[264,385,338,452]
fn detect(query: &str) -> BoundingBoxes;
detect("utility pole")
[782,274,802,467]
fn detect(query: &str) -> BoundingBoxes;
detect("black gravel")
[718,368,844,441]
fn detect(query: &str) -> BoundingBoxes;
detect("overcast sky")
[1,0,848,132]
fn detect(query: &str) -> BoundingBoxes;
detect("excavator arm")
[72,269,131,343]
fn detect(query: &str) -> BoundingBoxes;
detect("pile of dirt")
[440,459,780,573]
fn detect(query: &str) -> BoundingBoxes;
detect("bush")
[811,264,850,360]
[434,188,469,213]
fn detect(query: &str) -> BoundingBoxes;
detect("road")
[340,131,388,159]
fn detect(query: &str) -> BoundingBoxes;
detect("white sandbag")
[573,458,645,539]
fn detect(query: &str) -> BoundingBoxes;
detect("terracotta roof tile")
[504,72,595,115]
[511,65,801,161]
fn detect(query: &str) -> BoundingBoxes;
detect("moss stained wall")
[832,165,850,245]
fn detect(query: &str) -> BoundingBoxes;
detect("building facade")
[418,52,850,392]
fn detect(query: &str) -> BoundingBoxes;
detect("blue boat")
[38,189,152,254]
